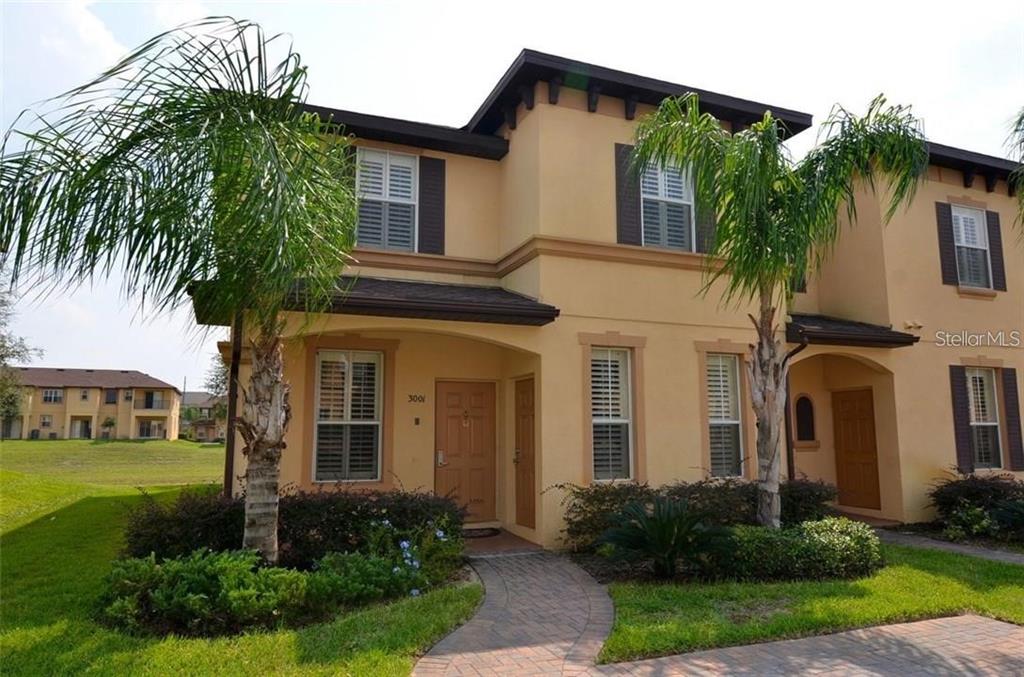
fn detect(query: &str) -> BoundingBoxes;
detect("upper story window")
[966,367,1001,468]
[590,347,633,481]
[706,353,743,477]
[356,148,417,252]
[105,389,117,404]
[124,390,133,402]
[315,350,383,481]
[42,389,63,404]
[641,163,694,251]
[951,205,992,289]
[80,389,89,401]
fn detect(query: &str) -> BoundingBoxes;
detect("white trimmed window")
[952,205,992,289]
[641,163,695,251]
[356,148,417,251]
[590,348,633,481]
[80,389,89,401]
[966,367,1002,468]
[706,353,743,477]
[42,389,63,403]
[40,415,53,428]
[315,350,383,481]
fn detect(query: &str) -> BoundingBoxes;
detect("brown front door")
[832,388,881,509]
[435,381,496,522]
[514,378,536,529]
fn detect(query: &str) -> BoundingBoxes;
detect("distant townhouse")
[180,391,227,442]
[1,368,181,440]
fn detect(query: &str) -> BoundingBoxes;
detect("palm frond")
[1008,106,1024,227]
[0,17,357,332]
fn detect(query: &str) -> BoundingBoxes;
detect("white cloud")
[55,0,126,67]
[152,0,210,29]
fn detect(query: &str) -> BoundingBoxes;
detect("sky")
[2,0,1023,390]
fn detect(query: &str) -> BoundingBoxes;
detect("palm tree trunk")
[747,285,788,528]
[236,320,291,564]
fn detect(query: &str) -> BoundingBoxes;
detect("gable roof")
[468,49,814,137]
[12,367,179,392]
[183,391,218,407]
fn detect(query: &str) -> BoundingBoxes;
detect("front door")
[832,388,881,509]
[514,378,536,529]
[435,381,496,522]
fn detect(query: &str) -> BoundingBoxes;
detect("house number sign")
[407,394,426,403]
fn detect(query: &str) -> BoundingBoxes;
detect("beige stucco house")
[2,368,181,441]
[203,50,1023,548]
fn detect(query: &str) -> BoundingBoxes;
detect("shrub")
[559,478,837,550]
[123,488,465,569]
[928,474,1024,521]
[780,479,838,525]
[99,548,431,637]
[729,517,882,582]
[942,500,997,541]
[991,500,1024,542]
[556,482,656,551]
[600,498,732,579]
[662,478,756,526]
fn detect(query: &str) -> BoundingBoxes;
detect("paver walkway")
[414,554,1024,676]
[877,528,1024,565]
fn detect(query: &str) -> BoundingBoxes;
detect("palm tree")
[1010,106,1024,225]
[0,18,358,562]
[632,94,928,527]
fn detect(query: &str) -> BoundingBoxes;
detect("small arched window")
[795,396,816,441]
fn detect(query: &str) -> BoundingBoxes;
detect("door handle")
[436,449,446,467]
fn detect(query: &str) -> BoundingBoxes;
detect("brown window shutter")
[1002,368,1024,470]
[935,202,958,286]
[949,365,974,473]
[615,143,642,245]
[985,210,1006,291]
[418,156,445,255]
[695,201,716,254]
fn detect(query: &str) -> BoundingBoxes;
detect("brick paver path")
[414,553,1023,676]
[413,553,613,676]
[596,615,1024,676]
[877,529,1024,566]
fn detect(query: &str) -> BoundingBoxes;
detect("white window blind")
[966,367,1001,468]
[641,163,694,251]
[315,350,383,481]
[951,205,992,289]
[356,149,417,252]
[706,353,743,477]
[590,348,632,481]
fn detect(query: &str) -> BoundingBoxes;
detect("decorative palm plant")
[0,18,358,563]
[632,94,928,527]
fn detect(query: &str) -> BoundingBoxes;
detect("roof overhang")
[303,104,509,160]
[192,277,560,328]
[786,313,919,349]
[927,142,1020,196]
[468,49,814,137]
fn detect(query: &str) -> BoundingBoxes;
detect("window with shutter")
[356,149,417,252]
[966,367,1002,468]
[706,354,743,477]
[315,350,382,481]
[640,163,695,251]
[951,205,993,289]
[590,347,632,480]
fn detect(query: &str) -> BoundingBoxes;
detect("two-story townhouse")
[199,50,1023,548]
[2,368,181,440]
[181,391,227,442]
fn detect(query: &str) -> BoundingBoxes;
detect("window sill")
[957,285,997,299]
[794,440,821,450]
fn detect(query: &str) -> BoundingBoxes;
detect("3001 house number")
[407,394,426,403]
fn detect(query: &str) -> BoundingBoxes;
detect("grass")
[0,438,225,486]
[602,545,1024,663]
[1,442,482,675]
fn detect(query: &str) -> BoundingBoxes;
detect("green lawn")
[1,442,482,675]
[0,438,225,486]
[602,545,1024,663]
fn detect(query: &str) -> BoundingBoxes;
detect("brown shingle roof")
[12,367,179,392]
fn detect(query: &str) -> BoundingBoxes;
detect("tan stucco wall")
[10,386,180,440]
